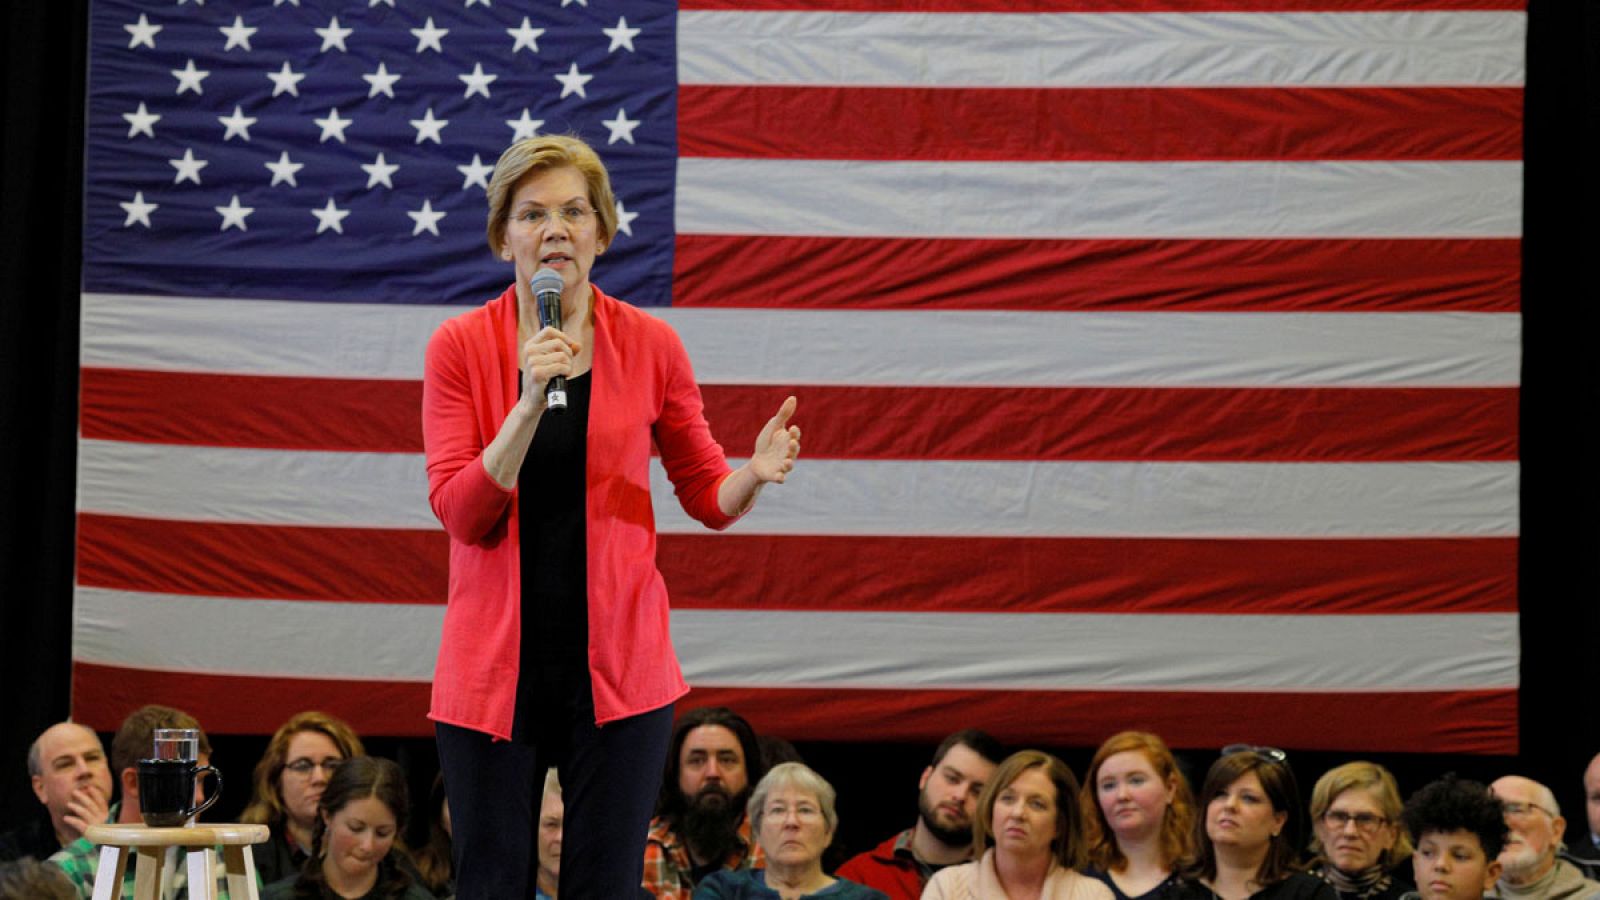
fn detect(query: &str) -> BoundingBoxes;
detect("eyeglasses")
[1500,800,1556,819]
[508,204,594,229]
[1222,743,1288,764]
[283,758,342,776]
[1322,810,1389,833]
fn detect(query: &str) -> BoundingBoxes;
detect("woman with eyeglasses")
[422,135,802,898]
[1306,763,1413,900]
[1080,731,1197,900]
[1174,748,1336,900]
[241,711,365,885]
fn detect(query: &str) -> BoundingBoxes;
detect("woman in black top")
[1306,763,1413,900]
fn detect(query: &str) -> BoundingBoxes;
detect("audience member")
[1399,774,1507,900]
[695,762,887,899]
[1562,755,1600,880]
[411,773,453,899]
[1307,762,1413,900]
[48,705,232,900]
[1487,776,1600,900]
[0,857,77,900]
[923,749,1113,900]
[644,707,769,899]
[837,729,1001,899]
[240,712,365,885]
[537,769,563,900]
[1080,731,1197,900]
[0,723,111,862]
[1173,747,1335,900]
[262,757,432,900]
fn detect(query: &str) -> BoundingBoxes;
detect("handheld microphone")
[529,267,567,412]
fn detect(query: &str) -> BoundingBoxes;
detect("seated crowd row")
[1,705,1597,900]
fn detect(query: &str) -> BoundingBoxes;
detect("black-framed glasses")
[1222,743,1288,764]
[284,757,342,776]
[1322,810,1389,833]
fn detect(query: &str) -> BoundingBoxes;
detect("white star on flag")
[123,102,160,139]
[119,191,157,228]
[312,198,352,234]
[315,108,353,143]
[459,63,497,99]
[603,17,641,53]
[172,59,210,95]
[561,0,587,6]
[602,108,639,144]
[410,108,448,144]
[273,0,298,5]
[266,61,306,97]
[361,153,399,189]
[370,0,395,6]
[507,18,544,53]
[169,148,208,185]
[457,154,495,191]
[465,0,491,7]
[612,198,638,236]
[265,151,304,187]
[506,109,544,141]
[219,16,257,52]
[316,17,353,53]
[125,14,161,50]
[408,199,446,236]
[411,18,448,53]
[215,195,254,231]
[363,62,401,99]
[218,106,257,141]
[554,62,593,99]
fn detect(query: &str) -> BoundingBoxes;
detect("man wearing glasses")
[1487,776,1600,900]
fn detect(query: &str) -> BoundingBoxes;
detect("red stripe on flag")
[80,368,421,452]
[673,237,1521,312]
[680,86,1522,162]
[68,663,1518,753]
[77,513,1514,615]
[680,1,1524,11]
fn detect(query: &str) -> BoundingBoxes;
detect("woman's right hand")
[517,326,582,415]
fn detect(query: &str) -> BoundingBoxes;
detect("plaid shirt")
[641,814,766,900]
[48,805,243,900]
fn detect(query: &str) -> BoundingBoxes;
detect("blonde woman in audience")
[241,712,365,885]
[1081,732,1197,900]
[1306,763,1412,900]
[924,750,1115,900]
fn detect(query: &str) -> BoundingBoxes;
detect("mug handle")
[188,765,222,820]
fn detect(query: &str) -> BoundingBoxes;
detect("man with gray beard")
[1488,775,1600,900]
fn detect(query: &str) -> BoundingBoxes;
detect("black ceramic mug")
[137,758,221,827]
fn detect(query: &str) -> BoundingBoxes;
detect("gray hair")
[747,762,838,836]
[543,767,561,798]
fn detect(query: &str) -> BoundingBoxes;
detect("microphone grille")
[529,267,564,296]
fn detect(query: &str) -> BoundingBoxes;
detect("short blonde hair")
[485,135,618,256]
[974,750,1087,870]
[747,762,838,836]
[1309,761,1413,866]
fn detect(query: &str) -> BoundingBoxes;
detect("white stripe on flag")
[676,160,1523,239]
[72,585,1517,691]
[678,11,1527,87]
[76,439,1518,537]
[82,294,1521,388]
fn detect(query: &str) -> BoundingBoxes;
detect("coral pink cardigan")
[422,283,738,738]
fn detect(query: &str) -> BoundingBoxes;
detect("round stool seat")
[85,824,268,847]
[83,823,268,900]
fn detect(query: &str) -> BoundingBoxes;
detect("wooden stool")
[83,823,268,900]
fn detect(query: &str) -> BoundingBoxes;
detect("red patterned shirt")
[641,815,766,899]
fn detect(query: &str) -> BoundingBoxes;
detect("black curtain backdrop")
[2,0,1594,853]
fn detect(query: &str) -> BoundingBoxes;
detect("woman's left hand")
[749,395,801,484]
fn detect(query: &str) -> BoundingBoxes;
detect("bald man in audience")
[1488,775,1600,900]
[1562,755,1600,880]
[0,723,112,862]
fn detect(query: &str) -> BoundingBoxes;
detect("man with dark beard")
[838,729,1003,899]
[642,707,767,899]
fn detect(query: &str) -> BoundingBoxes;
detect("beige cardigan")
[922,851,1118,900]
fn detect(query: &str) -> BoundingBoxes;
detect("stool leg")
[90,845,128,900]
[133,845,167,900]
[222,845,261,900]
[186,847,216,900]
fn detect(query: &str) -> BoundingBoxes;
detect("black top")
[1087,868,1185,900]
[1171,872,1341,900]
[512,370,592,744]
[0,815,58,862]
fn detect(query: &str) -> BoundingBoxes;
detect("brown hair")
[411,772,452,895]
[1080,730,1196,873]
[110,705,211,775]
[972,750,1088,870]
[1308,761,1413,867]
[240,711,364,828]
[293,757,414,900]
[1185,751,1305,887]
[485,135,619,256]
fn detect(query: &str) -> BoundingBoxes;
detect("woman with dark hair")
[1080,731,1197,900]
[263,757,432,900]
[410,773,453,899]
[1175,748,1336,900]
[924,750,1115,900]
[241,712,366,885]
[1306,762,1413,900]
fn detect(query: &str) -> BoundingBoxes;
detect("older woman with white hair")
[694,762,889,900]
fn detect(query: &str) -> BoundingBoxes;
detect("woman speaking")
[422,135,801,899]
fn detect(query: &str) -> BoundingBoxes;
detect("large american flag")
[74,0,1524,754]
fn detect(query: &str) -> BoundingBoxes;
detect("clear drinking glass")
[151,728,199,762]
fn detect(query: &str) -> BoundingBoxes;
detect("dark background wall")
[3,0,1595,858]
